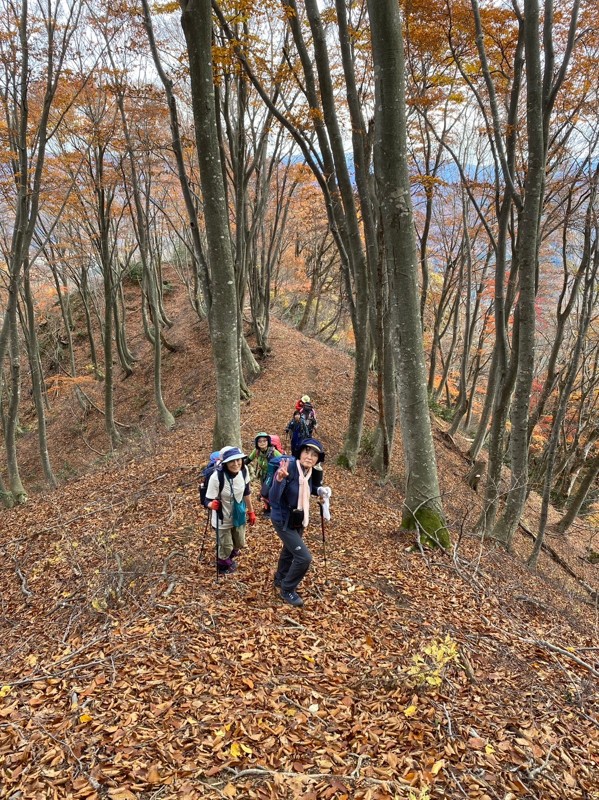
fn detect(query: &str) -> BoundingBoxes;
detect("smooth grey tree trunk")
[529,239,597,567]
[22,262,58,488]
[368,0,448,547]
[304,0,371,470]
[5,287,27,503]
[79,266,98,373]
[102,240,121,449]
[449,197,474,436]
[143,0,210,313]
[280,0,370,470]
[111,73,176,432]
[491,0,580,545]
[114,281,135,377]
[491,0,544,547]
[0,0,81,503]
[180,0,241,447]
[556,451,599,533]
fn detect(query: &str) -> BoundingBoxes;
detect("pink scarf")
[297,466,312,528]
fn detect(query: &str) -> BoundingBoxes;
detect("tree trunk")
[368,0,448,547]
[22,261,58,488]
[492,0,547,547]
[180,0,241,447]
[449,196,474,436]
[556,451,599,533]
[102,238,121,449]
[114,280,135,376]
[5,285,27,503]
[79,266,98,373]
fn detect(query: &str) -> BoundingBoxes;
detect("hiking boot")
[230,549,240,560]
[217,558,237,574]
[280,589,303,607]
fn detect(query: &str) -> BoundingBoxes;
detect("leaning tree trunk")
[449,196,474,436]
[22,261,58,488]
[180,0,241,447]
[300,0,371,470]
[79,265,98,374]
[112,83,176,433]
[5,285,28,503]
[368,0,448,548]
[491,0,545,548]
[556,450,599,533]
[141,0,210,313]
[101,234,121,449]
[528,179,598,565]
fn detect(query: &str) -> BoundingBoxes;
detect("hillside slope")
[1,291,597,799]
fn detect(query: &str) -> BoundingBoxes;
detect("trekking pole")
[319,503,328,582]
[198,509,210,561]
[215,513,220,581]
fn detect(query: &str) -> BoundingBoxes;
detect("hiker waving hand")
[269,438,330,608]
[274,457,291,480]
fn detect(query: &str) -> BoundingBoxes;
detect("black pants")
[272,519,312,592]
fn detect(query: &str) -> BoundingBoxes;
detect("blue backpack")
[199,451,222,506]
[260,455,296,499]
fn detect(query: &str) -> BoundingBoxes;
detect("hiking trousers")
[272,519,312,592]
[213,524,246,559]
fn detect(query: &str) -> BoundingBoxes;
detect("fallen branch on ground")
[527,638,599,678]
[518,521,599,604]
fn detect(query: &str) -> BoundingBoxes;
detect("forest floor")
[0,277,598,799]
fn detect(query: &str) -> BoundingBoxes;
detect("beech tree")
[0,0,82,504]
[179,0,241,447]
[367,0,448,547]
[491,0,581,548]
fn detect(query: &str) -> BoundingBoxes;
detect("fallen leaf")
[107,790,137,800]
[147,765,162,784]
[468,737,486,750]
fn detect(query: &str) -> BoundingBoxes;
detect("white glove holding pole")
[317,485,332,521]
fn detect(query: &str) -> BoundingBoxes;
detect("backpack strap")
[221,466,247,494]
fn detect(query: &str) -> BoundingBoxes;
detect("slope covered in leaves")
[1,291,598,799]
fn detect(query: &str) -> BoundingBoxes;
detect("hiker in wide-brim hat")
[205,446,256,574]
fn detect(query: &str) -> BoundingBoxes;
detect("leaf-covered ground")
[1,288,597,799]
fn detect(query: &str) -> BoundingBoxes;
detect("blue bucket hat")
[220,446,246,464]
[299,438,325,463]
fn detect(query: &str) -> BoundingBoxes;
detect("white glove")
[317,485,332,521]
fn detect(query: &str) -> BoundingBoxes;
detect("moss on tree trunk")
[402,506,451,550]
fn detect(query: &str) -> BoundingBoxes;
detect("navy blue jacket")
[285,418,310,453]
[268,459,318,528]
